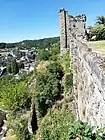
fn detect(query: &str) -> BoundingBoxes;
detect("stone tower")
[59,8,70,56]
[59,8,86,55]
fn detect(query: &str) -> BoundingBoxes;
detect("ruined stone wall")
[59,8,105,128]
[59,9,68,55]
[72,38,105,128]
[59,8,86,56]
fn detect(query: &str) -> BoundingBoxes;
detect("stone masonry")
[73,38,105,128]
[59,8,86,56]
[59,8,105,128]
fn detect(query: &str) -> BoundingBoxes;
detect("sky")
[0,0,105,43]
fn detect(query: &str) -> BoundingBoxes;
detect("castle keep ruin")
[59,9,105,128]
[59,8,86,55]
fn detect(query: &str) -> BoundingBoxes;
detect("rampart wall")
[71,38,105,128]
[59,8,105,128]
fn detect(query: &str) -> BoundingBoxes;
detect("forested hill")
[0,37,60,49]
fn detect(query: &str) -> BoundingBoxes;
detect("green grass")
[88,40,105,55]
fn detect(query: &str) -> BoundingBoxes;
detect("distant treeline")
[0,37,60,49]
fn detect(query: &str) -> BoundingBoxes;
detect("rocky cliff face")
[71,37,105,128]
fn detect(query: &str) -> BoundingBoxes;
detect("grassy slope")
[88,40,105,55]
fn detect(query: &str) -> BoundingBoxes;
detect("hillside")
[0,37,60,49]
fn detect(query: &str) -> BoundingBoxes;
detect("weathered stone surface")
[59,8,105,128]
[72,38,105,128]
[59,8,86,56]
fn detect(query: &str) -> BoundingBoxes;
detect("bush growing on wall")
[62,72,73,95]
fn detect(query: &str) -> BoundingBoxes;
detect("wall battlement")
[59,9,105,128]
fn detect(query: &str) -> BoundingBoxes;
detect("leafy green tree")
[86,15,105,41]
[88,16,105,41]
[91,25,105,40]
[18,62,24,69]
[46,62,64,80]
[7,63,12,74]
[35,73,59,117]
[5,37,59,49]
[37,49,51,61]
[50,43,60,55]
[96,16,105,25]
[50,43,60,61]
[35,62,64,117]
[0,43,6,49]
[0,81,31,111]
[11,59,19,75]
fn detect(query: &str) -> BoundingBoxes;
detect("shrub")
[36,60,50,74]
[40,108,74,140]
[35,62,64,117]
[50,43,60,56]
[58,52,70,73]
[35,74,60,117]
[0,81,31,111]
[40,108,104,140]
[37,49,51,61]
[46,61,64,80]
[6,115,34,140]
[62,73,73,95]
[50,43,60,61]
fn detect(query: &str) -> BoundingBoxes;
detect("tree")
[50,43,60,61]
[18,62,24,69]
[87,16,105,41]
[46,62,64,80]
[4,37,60,49]
[50,43,60,56]
[35,62,64,117]
[0,81,31,111]
[37,49,51,61]
[96,16,105,25]
[0,43,6,49]
[11,59,19,75]
[7,63,12,74]
[91,25,105,40]
[35,73,60,117]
